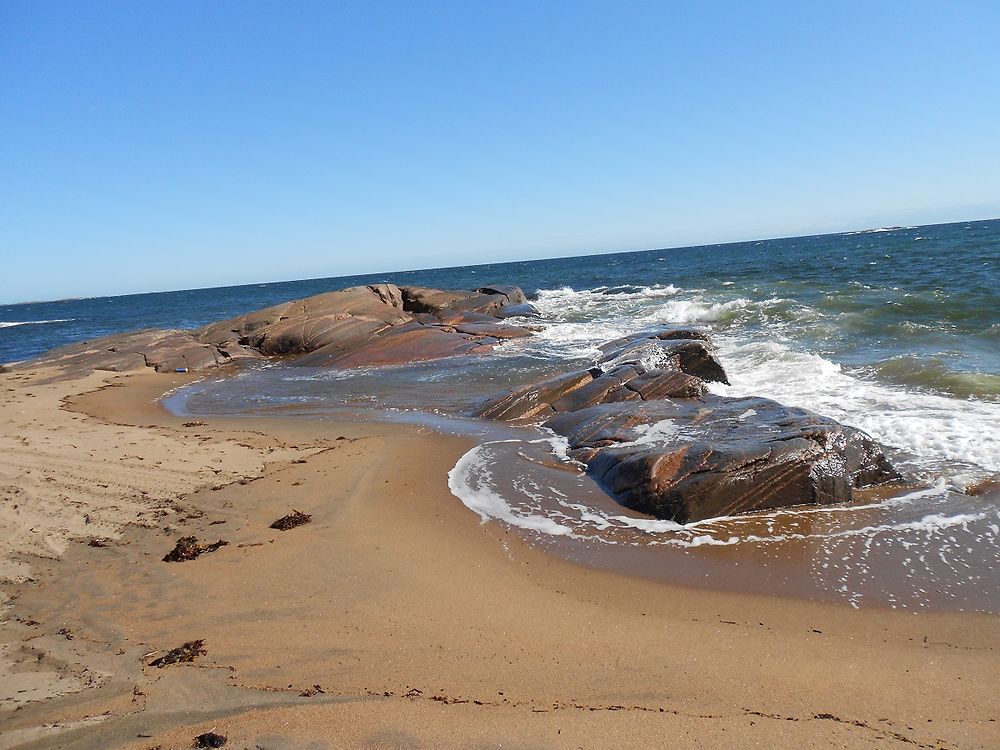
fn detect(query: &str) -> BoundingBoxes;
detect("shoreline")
[1,366,999,748]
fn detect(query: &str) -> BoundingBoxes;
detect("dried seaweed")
[269,510,312,531]
[162,536,229,562]
[148,639,206,668]
[193,731,227,748]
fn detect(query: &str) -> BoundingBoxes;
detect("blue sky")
[2,1,998,303]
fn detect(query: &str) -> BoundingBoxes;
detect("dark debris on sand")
[148,639,206,668]
[269,510,312,531]
[193,731,227,748]
[162,536,229,562]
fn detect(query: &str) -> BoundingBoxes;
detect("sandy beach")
[0,364,996,749]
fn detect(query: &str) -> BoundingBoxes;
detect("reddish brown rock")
[478,326,897,522]
[298,325,497,368]
[476,369,600,421]
[10,329,241,378]
[196,284,409,353]
[476,364,706,421]
[13,283,534,378]
[544,396,899,523]
[453,322,533,340]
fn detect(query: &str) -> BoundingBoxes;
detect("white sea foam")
[447,437,993,554]
[709,335,1000,482]
[636,297,750,325]
[615,419,681,448]
[447,441,575,536]
[0,318,75,328]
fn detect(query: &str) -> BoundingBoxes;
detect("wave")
[637,297,751,325]
[0,318,75,329]
[710,336,1000,483]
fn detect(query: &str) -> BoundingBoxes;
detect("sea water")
[5,219,999,611]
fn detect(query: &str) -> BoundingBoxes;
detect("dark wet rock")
[148,639,207,667]
[545,396,899,523]
[476,364,705,420]
[475,285,528,305]
[599,329,729,385]
[967,475,1000,498]
[478,325,897,521]
[162,536,229,562]
[477,369,600,420]
[496,302,542,319]
[620,368,705,400]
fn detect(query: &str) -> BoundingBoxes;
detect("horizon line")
[4,214,997,307]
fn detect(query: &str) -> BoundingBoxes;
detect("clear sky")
[2,1,998,303]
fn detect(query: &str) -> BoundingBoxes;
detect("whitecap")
[0,318,75,328]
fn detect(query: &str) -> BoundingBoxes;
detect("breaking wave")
[0,318,75,328]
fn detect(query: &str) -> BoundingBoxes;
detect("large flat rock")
[297,324,502,368]
[11,283,534,377]
[196,284,409,352]
[10,329,252,378]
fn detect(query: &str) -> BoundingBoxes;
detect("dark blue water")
[4,219,998,403]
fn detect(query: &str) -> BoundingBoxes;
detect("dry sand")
[1,365,998,749]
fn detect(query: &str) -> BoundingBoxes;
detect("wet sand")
[1,366,999,749]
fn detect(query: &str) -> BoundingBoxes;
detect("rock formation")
[477,327,899,522]
[13,283,533,377]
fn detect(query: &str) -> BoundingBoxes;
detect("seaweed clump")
[269,510,312,531]
[148,639,206,668]
[194,731,227,747]
[162,536,229,562]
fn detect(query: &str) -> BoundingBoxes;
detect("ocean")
[4,218,999,611]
